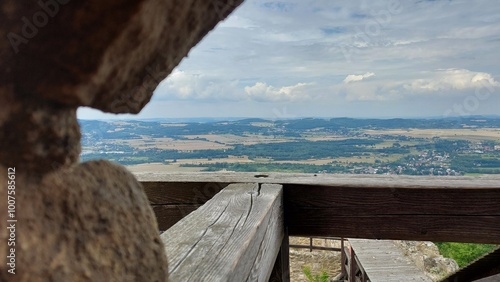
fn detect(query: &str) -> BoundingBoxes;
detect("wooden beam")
[135,172,500,188]
[284,184,500,243]
[141,181,229,205]
[269,230,290,282]
[441,247,500,282]
[161,183,284,281]
[139,173,500,243]
[152,205,199,231]
[142,182,229,230]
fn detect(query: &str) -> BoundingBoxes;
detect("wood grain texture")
[348,239,431,282]
[143,182,229,230]
[441,247,500,282]
[287,215,500,243]
[284,184,500,243]
[269,232,290,282]
[152,205,200,231]
[161,183,284,281]
[285,184,500,215]
[136,172,500,188]
[140,173,500,243]
[142,181,229,204]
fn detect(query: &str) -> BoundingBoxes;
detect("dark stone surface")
[0,161,169,281]
[0,94,80,174]
[1,0,243,113]
[0,0,243,280]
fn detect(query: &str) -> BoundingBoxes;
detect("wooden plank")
[287,215,500,243]
[285,184,500,215]
[269,232,290,282]
[161,183,284,281]
[472,274,500,282]
[349,246,357,281]
[136,172,500,188]
[289,245,341,252]
[349,239,432,282]
[284,185,500,243]
[151,205,199,231]
[441,247,500,282]
[142,181,228,204]
[143,182,229,230]
[139,173,500,243]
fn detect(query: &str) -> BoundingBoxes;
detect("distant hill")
[78,116,500,175]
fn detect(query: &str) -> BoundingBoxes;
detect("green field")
[80,118,500,175]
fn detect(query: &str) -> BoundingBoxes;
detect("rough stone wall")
[0,0,243,281]
[1,161,169,282]
[394,240,460,281]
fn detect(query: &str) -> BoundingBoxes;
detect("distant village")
[80,118,500,176]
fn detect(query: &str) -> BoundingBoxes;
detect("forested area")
[80,117,500,175]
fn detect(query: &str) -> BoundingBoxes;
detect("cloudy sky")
[78,0,500,120]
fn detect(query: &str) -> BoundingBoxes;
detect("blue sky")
[78,0,500,120]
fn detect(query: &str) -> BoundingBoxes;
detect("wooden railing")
[289,236,344,252]
[342,243,368,282]
[137,172,500,281]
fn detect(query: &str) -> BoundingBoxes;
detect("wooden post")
[281,233,290,282]
[269,231,290,282]
[161,183,284,281]
[340,238,346,279]
[349,246,356,282]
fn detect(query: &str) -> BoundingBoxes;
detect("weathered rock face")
[0,161,168,281]
[0,95,80,174]
[0,0,243,280]
[1,0,242,113]
[395,240,460,281]
[1,0,243,172]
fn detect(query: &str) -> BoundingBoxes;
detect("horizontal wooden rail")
[160,183,284,281]
[441,247,500,282]
[139,172,500,244]
[288,245,341,252]
[284,183,500,243]
[289,237,344,252]
[136,172,500,188]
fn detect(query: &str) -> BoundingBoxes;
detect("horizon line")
[77,114,500,122]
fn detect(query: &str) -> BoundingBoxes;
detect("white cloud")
[244,82,315,102]
[339,68,500,102]
[343,72,375,84]
[77,0,500,119]
[153,69,242,101]
[339,79,398,102]
[405,69,500,92]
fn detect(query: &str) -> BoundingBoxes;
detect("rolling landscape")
[80,116,500,280]
[80,116,500,176]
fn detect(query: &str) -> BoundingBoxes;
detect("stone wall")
[0,1,242,281]
[394,240,459,281]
